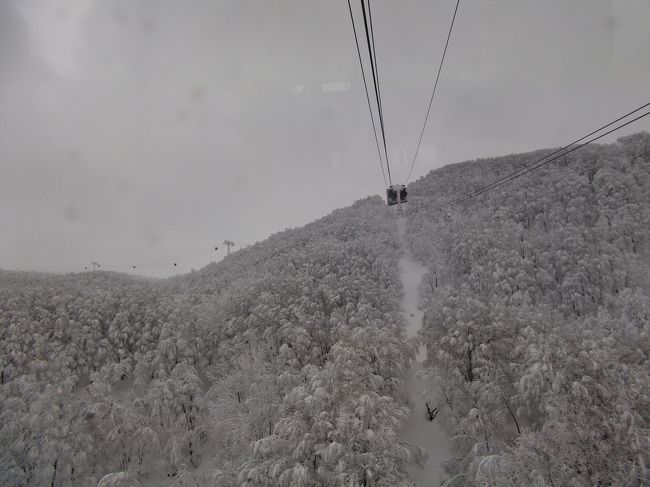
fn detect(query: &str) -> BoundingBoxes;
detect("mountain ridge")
[1,133,649,486]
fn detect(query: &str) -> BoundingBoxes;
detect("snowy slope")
[396,218,451,487]
[0,196,421,487]
[396,219,428,355]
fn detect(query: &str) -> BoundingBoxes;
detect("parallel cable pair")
[96,247,218,271]
[347,0,393,186]
[441,102,650,208]
[88,240,257,272]
[346,1,646,209]
[347,0,460,187]
[406,0,461,185]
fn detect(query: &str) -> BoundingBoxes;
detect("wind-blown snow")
[397,217,450,487]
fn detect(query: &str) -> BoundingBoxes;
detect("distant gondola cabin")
[386,184,407,206]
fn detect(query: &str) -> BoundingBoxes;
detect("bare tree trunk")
[425,402,439,421]
[466,347,474,382]
[442,388,453,411]
[483,427,490,454]
[50,458,58,487]
[501,396,521,434]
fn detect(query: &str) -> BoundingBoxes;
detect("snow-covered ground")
[396,217,450,487]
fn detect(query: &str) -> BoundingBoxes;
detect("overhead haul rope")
[88,240,257,272]
[365,0,392,185]
[453,101,650,201]
[347,0,388,187]
[406,0,461,184]
[442,104,650,207]
[360,0,392,186]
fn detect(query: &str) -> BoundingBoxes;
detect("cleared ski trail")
[396,217,450,487]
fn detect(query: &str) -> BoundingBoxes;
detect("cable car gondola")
[386,184,407,206]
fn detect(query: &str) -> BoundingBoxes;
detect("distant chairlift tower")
[223,240,235,255]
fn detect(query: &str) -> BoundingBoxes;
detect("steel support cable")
[136,248,213,268]
[97,247,218,271]
[406,0,461,184]
[360,0,392,185]
[459,101,650,199]
[368,0,383,122]
[347,0,388,187]
[87,240,258,272]
[367,0,392,185]
[444,109,650,208]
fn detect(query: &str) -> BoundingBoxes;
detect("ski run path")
[396,217,451,487]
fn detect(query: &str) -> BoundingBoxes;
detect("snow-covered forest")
[406,132,650,486]
[0,197,417,486]
[1,133,649,486]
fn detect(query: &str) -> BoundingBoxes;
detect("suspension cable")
[367,0,391,185]
[347,0,388,187]
[443,107,650,208]
[361,0,392,185]
[406,0,461,184]
[465,102,650,197]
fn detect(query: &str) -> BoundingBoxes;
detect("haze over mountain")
[2,0,649,277]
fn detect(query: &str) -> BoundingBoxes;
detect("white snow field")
[396,217,450,487]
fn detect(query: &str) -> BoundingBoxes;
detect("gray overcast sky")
[1,0,649,277]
